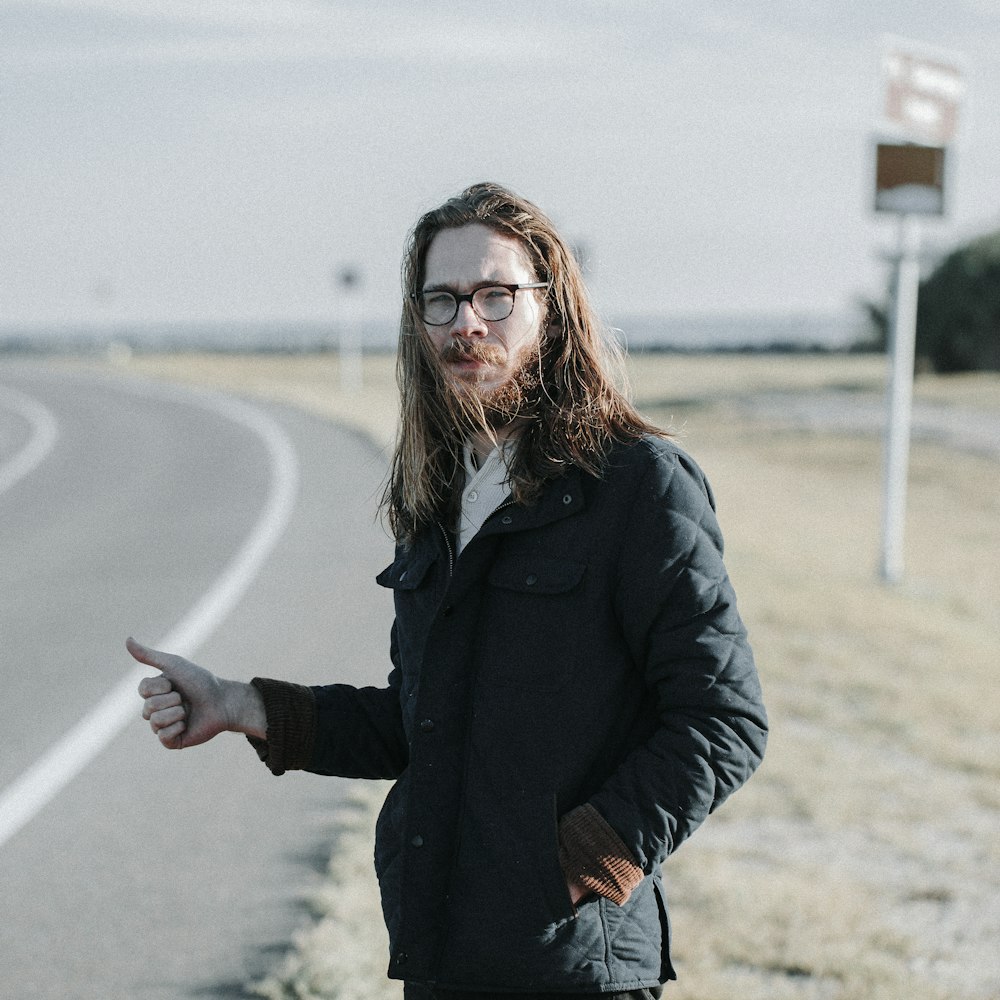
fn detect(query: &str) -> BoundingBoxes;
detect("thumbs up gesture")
[128,637,265,749]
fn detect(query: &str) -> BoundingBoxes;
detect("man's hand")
[567,878,590,907]
[127,637,266,749]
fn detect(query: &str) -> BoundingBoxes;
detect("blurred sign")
[882,45,964,145]
[336,266,363,290]
[874,143,946,215]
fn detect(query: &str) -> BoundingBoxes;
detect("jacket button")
[525,574,538,586]
[419,718,435,733]
[411,835,424,848]
[501,515,513,524]
[562,494,573,505]
[395,951,407,965]
[442,605,453,617]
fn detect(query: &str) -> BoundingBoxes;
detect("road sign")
[882,44,964,145]
[872,41,964,584]
[874,143,946,216]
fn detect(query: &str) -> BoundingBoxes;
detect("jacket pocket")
[376,549,436,591]
[653,873,677,982]
[373,780,406,948]
[374,780,405,880]
[480,555,586,691]
[543,793,578,923]
[487,555,585,595]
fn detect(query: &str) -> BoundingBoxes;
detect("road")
[730,388,1000,461]
[0,362,395,999]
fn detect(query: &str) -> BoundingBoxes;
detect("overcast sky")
[2,0,999,329]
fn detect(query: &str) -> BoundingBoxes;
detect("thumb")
[126,636,171,673]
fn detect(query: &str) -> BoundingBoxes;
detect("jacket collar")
[408,466,586,570]
[476,465,585,538]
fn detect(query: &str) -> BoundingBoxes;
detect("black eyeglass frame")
[411,282,549,326]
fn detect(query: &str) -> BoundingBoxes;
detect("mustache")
[439,340,507,366]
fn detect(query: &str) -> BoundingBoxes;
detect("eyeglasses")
[412,282,548,326]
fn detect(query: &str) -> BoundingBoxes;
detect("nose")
[449,299,488,339]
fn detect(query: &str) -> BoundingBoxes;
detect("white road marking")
[0,380,300,849]
[0,385,60,497]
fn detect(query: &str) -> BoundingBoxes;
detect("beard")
[439,338,543,429]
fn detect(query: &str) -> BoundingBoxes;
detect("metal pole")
[335,267,364,394]
[879,213,921,584]
[339,316,363,394]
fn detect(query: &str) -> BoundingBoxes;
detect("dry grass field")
[75,350,1000,1000]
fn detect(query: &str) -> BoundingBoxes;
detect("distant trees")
[864,228,1000,372]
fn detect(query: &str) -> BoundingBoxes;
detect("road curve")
[0,379,299,849]
[0,383,60,497]
[0,362,395,999]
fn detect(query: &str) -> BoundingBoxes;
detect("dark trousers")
[404,985,663,1000]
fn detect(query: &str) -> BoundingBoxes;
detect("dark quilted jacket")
[306,435,767,991]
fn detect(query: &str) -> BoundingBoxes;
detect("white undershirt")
[457,440,514,555]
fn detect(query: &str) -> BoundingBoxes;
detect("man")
[131,182,767,998]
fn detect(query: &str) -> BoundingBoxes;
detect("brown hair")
[383,181,663,542]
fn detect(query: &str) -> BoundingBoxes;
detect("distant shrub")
[916,229,1000,372]
[857,298,888,353]
[859,229,1000,372]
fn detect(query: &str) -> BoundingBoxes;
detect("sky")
[2,0,999,332]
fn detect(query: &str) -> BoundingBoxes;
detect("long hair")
[383,181,663,542]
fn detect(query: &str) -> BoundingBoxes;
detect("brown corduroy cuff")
[244,677,317,776]
[557,802,645,906]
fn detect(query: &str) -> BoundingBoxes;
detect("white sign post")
[335,266,364,394]
[874,40,963,584]
[880,215,921,584]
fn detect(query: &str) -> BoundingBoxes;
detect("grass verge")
[64,350,1000,999]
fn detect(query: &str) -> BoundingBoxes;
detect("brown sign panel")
[874,143,946,215]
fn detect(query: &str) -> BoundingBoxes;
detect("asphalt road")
[0,362,396,999]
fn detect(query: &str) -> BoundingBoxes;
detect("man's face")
[420,223,546,404]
